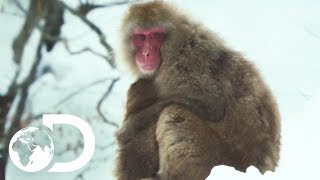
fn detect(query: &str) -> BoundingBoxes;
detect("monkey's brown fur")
[115,1,281,180]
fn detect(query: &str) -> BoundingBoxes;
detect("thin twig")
[77,0,140,13]
[13,0,27,14]
[59,1,116,68]
[61,39,110,60]
[300,90,312,100]
[97,78,120,128]
[35,23,111,62]
[304,27,320,40]
[0,9,24,17]
[96,142,115,151]
[54,77,114,108]
[99,0,140,8]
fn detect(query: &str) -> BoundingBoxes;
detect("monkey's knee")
[158,104,186,122]
[156,104,214,180]
[156,104,197,146]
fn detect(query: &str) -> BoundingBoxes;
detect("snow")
[1,0,320,179]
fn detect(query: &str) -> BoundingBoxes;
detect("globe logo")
[9,127,54,172]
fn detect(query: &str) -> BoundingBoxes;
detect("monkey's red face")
[132,27,165,73]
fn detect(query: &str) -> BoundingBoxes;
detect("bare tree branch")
[54,77,114,108]
[3,37,45,165]
[97,78,120,128]
[59,1,116,68]
[76,0,140,16]
[12,0,41,65]
[0,2,46,171]
[13,0,27,14]
[0,6,24,17]
[99,0,139,8]
[1,0,134,178]
[5,0,45,99]
[61,38,111,60]
[34,23,111,62]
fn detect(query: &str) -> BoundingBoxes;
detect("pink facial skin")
[132,27,165,73]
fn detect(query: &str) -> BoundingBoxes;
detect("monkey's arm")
[125,78,159,114]
[117,78,171,144]
[117,96,225,145]
[116,100,171,144]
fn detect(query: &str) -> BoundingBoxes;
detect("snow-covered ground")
[1,0,320,179]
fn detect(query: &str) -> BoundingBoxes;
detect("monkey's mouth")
[141,64,158,71]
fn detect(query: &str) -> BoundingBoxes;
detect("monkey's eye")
[138,34,146,41]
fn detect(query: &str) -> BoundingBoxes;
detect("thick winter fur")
[115,1,281,180]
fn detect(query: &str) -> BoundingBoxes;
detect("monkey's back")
[155,30,281,172]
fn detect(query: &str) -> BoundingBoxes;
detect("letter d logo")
[9,114,95,172]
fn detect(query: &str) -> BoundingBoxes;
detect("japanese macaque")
[115,1,281,180]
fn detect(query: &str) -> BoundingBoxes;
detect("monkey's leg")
[155,104,222,180]
[115,125,159,180]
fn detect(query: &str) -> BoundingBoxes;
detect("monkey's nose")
[142,51,150,58]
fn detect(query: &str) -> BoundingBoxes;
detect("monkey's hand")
[115,121,132,144]
[116,100,171,144]
[115,112,158,144]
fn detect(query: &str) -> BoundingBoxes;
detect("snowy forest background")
[0,0,319,179]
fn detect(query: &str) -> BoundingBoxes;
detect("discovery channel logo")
[8,114,95,172]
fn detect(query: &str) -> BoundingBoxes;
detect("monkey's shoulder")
[209,51,264,86]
